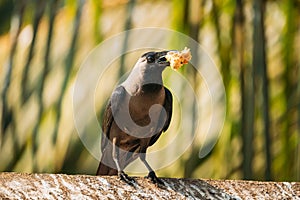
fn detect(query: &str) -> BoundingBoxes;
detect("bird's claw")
[146,171,164,186]
[119,171,136,186]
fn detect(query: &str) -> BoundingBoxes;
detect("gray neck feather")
[121,63,165,95]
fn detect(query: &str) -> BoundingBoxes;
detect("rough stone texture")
[0,173,299,199]
[207,179,300,200]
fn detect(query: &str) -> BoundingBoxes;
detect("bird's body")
[96,51,173,184]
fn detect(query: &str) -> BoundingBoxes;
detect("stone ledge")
[0,173,299,199]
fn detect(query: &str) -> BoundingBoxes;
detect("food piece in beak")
[166,47,192,70]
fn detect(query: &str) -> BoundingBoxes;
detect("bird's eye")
[146,55,155,63]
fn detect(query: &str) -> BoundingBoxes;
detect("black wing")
[101,85,126,151]
[149,87,173,146]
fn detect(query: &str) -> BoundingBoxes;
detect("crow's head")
[121,51,171,92]
[122,48,191,94]
[137,51,170,70]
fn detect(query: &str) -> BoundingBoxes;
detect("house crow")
[96,50,176,185]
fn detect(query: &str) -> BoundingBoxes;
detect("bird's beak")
[157,51,170,66]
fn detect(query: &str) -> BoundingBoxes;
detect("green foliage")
[0,0,13,35]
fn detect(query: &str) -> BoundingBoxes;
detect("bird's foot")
[119,171,136,186]
[146,171,164,186]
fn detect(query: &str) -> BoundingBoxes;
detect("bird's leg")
[140,154,164,185]
[112,137,135,186]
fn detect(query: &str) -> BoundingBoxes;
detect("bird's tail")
[96,160,118,175]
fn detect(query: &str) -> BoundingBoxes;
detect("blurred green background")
[0,0,300,181]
